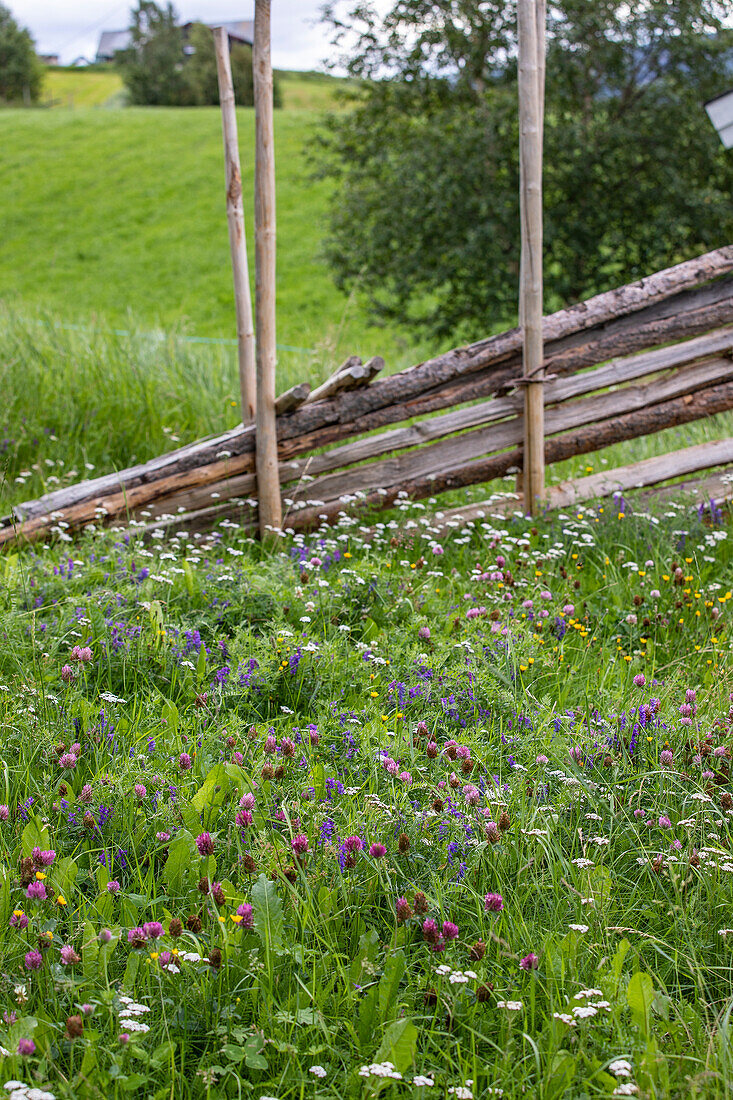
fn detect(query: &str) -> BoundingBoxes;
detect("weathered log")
[434,464,733,530]
[275,382,310,415]
[136,350,733,522]
[281,355,733,509]
[279,379,733,528]
[543,438,733,509]
[305,356,384,404]
[134,377,733,540]
[4,249,733,538]
[268,328,733,484]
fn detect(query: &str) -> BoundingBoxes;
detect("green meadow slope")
[0,90,424,374]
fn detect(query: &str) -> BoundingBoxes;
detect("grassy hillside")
[42,66,125,108]
[0,104,422,377]
[42,65,348,111]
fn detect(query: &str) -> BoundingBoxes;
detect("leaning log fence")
[2,245,733,547]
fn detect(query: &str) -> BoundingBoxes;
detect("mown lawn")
[0,97,424,372]
[0,493,732,1098]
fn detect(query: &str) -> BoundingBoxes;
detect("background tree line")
[116,1,282,108]
[318,0,733,341]
[0,2,43,102]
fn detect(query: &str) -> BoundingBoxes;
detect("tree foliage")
[116,2,282,108]
[0,3,43,103]
[116,1,188,106]
[319,0,733,340]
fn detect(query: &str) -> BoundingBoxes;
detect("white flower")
[575,988,603,998]
[358,1063,402,1080]
[613,1085,639,1096]
[573,1005,598,1018]
[569,924,589,933]
[447,1089,473,1099]
[608,1060,633,1077]
[308,1067,327,1078]
[435,964,452,977]
[553,1013,576,1026]
[572,858,595,868]
[123,1020,150,1033]
[413,1076,435,1087]
[496,1000,523,1011]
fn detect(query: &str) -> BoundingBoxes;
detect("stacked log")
[2,246,733,546]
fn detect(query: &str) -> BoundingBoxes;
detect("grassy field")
[1,83,420,376]
[3,65,733,1100]
[41,66,348,111]
[0,491,732,1098]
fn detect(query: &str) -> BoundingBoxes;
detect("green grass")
[0,100,425,372]
[40,66,350,111]
[42,67,125,108]
[0,492,732,1097]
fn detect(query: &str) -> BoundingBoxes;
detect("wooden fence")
[2,245,733,547]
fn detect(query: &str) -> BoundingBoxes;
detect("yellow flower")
[231,914,243,924]
[150,951,159,960]
[57,895,67,906]
[35,871,46,881]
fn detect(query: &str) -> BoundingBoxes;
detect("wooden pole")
[213,27,256,425]
[517,0,546,513]
[253,0,282,536]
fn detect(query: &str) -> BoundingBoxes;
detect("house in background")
[39,53,60,66]
[96,20,254,63]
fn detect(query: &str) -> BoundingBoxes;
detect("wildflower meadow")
[0,492,732,1099]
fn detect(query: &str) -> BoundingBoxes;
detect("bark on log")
[4,250,733,537]
[130,378,733,541]
[544,438,733,509]
[280,356,733,509]
[275,382,311,415]
[131,351,733,522]
[305,356,384,404]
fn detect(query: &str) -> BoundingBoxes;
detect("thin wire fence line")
[1,314,315,355]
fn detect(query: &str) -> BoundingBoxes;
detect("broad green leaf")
[546,1051,576,1100]
[123,949,141,992]
[196,641,207,682]
[252,873,284,954]
[164,831,197,895]
[21,815,49,857]
[179,800,201,836]
[378,951,405,1023]
[191,764,230,812]
[358,985,379,1047]
[312,762,326,800]
[627,971,655,1035]
[161,700,179,734]
[612,937,631,987]
[82,920,99,980]
[49,856,78,901]
[374,1018,417,1075]
[350,927,379,984]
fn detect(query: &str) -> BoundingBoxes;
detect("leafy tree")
[184,22,282,108]
[117,5,282,108]
[116,1,190,106]
[319,1,733,340]
[0,3,43,103]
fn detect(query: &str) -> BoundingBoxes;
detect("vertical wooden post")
[253,0,282,537]
[517,0,546,514]
[213,27,256,424]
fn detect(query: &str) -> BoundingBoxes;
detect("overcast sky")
[9,1,338,69]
